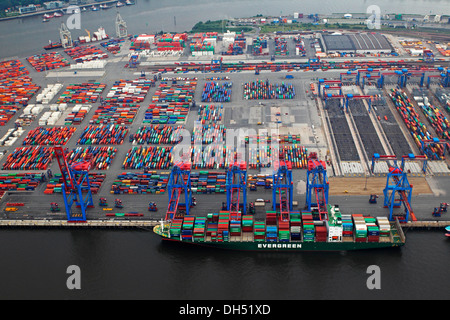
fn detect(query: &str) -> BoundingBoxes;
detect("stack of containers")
[36,84,63,105]
[44,173,105,194]
[352,214,367,243]
[206,213,218,240]
[365,216,380,242]
[201,82,232,103]
[181,216,195,241]
[280,145,307,169]
[252,37,268,56]
[122,146,172,170]
[70,60,107,69]
[77,125,129,145]
[2,146,53,170]
[302,212,314,242]
[193,217,206,242]
[389,88,444,159]
[274,37,289,56]
[111,171,168,194]
[191,145,227,170]
[100,38,124,54]
[315,222,328,242]
[243,80,295,100]
[190,171,226,194]
[156,33,187,51]
[169,219,183,239]
[266,225,277,242]
[192,124,226,145]
[218,212,230,241]
[89,103,140,125]
[105,79,154,104]
[26,53,69,72]
[198,104,223,124]
[22,127,76,146]
[294,36,306,56]
[0,77,40,106]
[64,45,108,62]
[415,96,450,141]
[254,221,266,242]
[152,80,197,103]
[278,218,290,242]
[265,211,277,226]
[302,220,315,242]
[131,35,155,50]
[0,127,25,146]
[64,105,91,125]
[0,105,20,126]
[229,220,241,237]
[302,211,313,221]
[241,215,253,233]
[377,217,391,241]
[290,211,302,241]
[190,33,217,56]
[0,173,42,192]
[145,103,190,124]
[342,214,354,240]
[129,125,183,145]
[57,83,106,104]
[0,60,29,80]
[67,146,117,170]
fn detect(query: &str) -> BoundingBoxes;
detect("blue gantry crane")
[53,146,94,222]
[272,160,293,221]
[340,70,358,85]
[383,166,416,222]
[226,161,247,218]
[165,162,192,221]
[305,155,329,221]
[211,57,223,71]
[344,93,373,112]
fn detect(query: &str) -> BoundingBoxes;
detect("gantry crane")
[344,94,373,113]
[384,166,416,222]
[165,162,192,221]
[53,146,94,222]
[272,160,293,221]
[305,155,329,221]
[59,22,73,48]
[226,161,247,219]
[115,12,127,38]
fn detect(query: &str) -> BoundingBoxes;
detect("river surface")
[0,0,450,58]
[0,229,449,300]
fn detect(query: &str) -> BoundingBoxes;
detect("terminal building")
[318,33,393,55]
[19,5,37,14]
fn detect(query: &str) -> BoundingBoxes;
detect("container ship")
[44,41,63,50]
[153,159,406,251]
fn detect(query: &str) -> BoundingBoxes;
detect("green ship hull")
[153,224,406,252]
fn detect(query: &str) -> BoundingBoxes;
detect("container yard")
[0,26,448,256]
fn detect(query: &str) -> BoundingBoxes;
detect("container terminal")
[0,12,449,249]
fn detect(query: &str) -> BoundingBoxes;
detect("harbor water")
[0,228,449,300]
[1,0,450,58]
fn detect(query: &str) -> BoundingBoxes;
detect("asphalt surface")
[0,39,449,224]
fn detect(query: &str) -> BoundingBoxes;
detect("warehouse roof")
[321,34,355,52]
[321,33,392,52]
